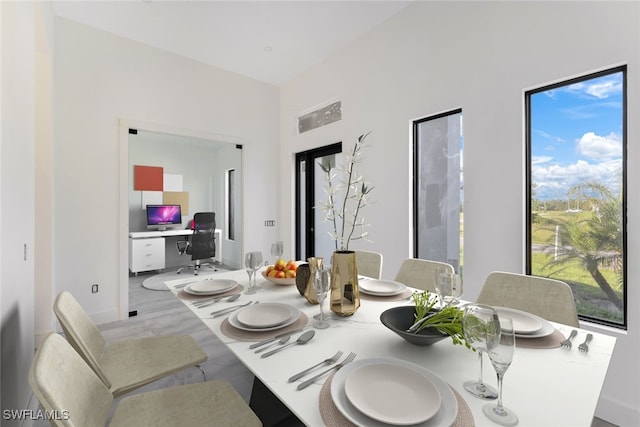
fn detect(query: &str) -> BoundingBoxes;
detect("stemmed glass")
[483,317,519,426]
[462,304,499,400]
[244,251,263,295]
[435,269,463,308]
[270,241,284,263]
[312,267,330,329]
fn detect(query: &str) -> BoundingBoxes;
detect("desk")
[128,228,222,275]
[167,270,616,427]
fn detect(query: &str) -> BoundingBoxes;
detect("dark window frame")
[525,65,627,329]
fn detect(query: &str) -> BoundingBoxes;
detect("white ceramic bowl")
[261,270,296,286]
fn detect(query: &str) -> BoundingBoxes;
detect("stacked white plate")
[229,303,300,332]
[331,358,458,426]
[184,279,238,296]
[495,306,555,338]
[358,279,407,297]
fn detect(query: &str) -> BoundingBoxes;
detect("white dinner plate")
[228,305,300,332]
[494,306,543,334]
[236,303,297,328]
[358,279,407,296]
[184,279,238,296]
[344,362,441,425]
[494,307,554,338]
[331,358,457,427]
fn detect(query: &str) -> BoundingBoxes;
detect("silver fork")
[560,330,578,349]
[296,352,356,390]
[578,333,593,353]
[288,351,343,382]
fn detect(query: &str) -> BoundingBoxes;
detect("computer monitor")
[146,204,182,230]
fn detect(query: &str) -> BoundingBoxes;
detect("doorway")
[295,143,342,261]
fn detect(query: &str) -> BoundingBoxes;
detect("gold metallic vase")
[329,251,360,316]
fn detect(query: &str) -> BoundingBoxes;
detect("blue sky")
[531,71,623,201]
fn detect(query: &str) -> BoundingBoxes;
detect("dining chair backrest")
[476,271,580,327]
[29,333,113,427]
[355,250,383,279]
[53,291,111,388]
[394,258,454,292]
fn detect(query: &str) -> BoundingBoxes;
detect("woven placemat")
[359,288,413,302]
[516,328,564,349]
[220,312,309,342]
[176,284,244,301]
[319,372,474,427]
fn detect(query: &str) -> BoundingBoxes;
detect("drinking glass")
[435,269,463,308]
[244,251,263,295]
[244,253,254,292]
[483,317,519,426]
[270,241,284,263]
[462,304,499,400]
[312,267,330,329]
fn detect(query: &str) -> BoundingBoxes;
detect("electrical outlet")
[91,284,99,293]
[264,220,275,227]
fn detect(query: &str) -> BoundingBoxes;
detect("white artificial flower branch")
[319,132,374,251]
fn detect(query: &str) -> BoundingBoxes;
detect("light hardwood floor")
[32,269,617,427]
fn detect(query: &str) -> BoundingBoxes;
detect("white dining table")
[166,269,616,427]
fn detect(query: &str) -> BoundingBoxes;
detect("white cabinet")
[129,237,165,274]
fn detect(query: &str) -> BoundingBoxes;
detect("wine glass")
[312,267,330,329]
[270,240,284,263]
[435,269,463,307]
[244,251,263,295]
[483,317,519,426]
[462,304,499,400]
[244,253,255,292]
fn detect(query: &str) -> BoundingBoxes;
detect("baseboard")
[596,394,637,426]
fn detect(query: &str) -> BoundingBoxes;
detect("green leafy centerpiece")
[410,291,471,349]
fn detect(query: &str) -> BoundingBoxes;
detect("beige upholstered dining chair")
[355,250,383,279]
[29,333,261,427]
[394,258,455,292]
[53,291,207,397]
[476,271,580,327]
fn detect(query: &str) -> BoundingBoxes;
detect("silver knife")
[210,301,254,317]
[249,329,303,349]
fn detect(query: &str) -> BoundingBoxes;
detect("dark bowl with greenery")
[380,306,448,346]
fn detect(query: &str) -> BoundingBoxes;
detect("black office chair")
[177,212,217,275]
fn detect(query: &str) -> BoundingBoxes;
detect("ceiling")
[52,0,412,86]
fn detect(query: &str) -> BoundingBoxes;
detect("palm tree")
[543,182,623,311]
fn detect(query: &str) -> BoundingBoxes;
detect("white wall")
[52,17,280,324]
[0,1,39,420]
[280,1,639,425]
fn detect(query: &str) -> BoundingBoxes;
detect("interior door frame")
[294,142,342,260]
[118,119,247,320]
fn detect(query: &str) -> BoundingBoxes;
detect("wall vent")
[298,101,341,134]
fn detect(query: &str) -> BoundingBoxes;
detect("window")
[226,169,235,241]
[413,109,464,273]
[526,66,626,328]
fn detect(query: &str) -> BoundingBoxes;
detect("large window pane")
[526,66,626,328]
[413,109,463,273]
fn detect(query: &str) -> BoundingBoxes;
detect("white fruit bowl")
[261,270,296,286]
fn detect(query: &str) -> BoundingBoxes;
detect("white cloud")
[585,80,622,99]
[533,158,622,200]
[576,132,621,159]
[532,156,553,165]
[565,78,622,99]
